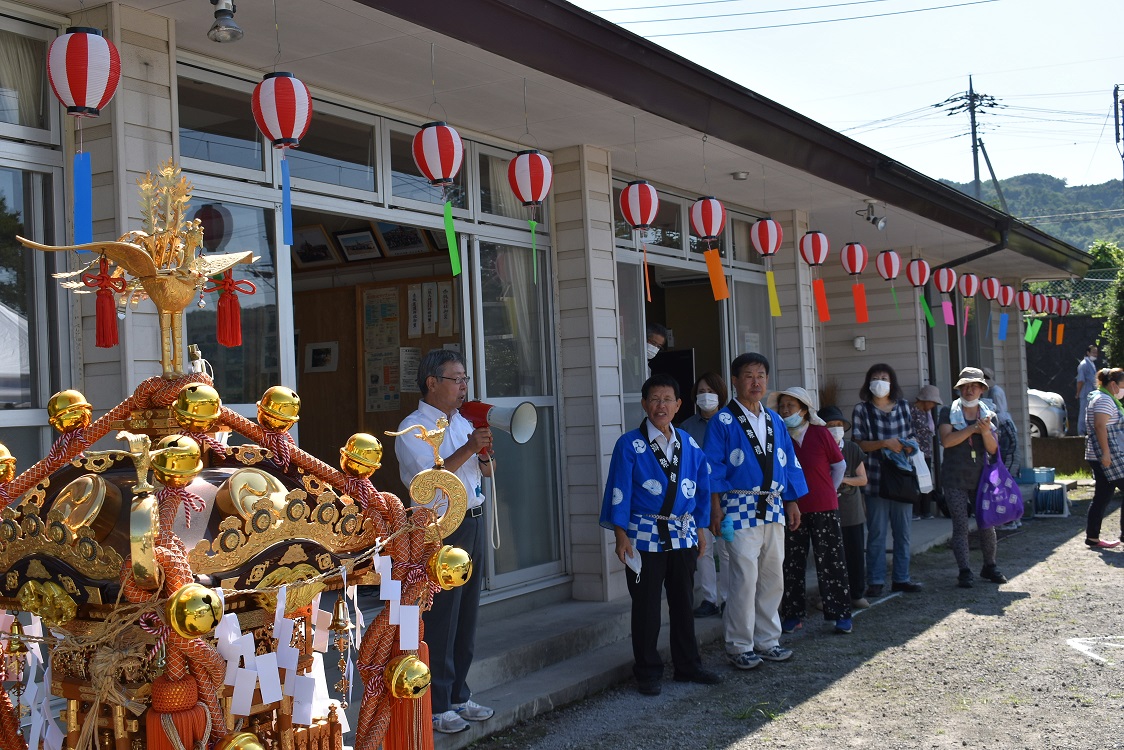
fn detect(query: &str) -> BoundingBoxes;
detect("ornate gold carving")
[17,580,77,627]
[233,445,273,466]
[0,502,124,581]
[216,468,288,519]
[407,467,467,542]
[385,419,449,468]
[277,544,309,566]
[23,479,48,507]
[300,472,328,497]
[26,559,50,579]
[188,491,377,575]
[50,473,121,541]
[254,564,323,613]
[72,452,130,473]
[129,494,160,590]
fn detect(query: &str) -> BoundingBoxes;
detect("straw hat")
[954,367,989,390]
[767,386,826,426]
[916,384,943,405]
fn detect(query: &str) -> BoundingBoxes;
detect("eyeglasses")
[438,376,471,386]
[646,398,678,406]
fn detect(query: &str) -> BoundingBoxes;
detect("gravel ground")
[471,488,1124,750]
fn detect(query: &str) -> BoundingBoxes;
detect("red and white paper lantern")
[934,268,957,295]
[412,121,463,186]
[798,231,830,267]
[252,73,313,148]
[619,181,659,230]
[997,285,1015,308]
[875,250,901,281]
[1059,298,1071,317]
[840,242,868,275]
[981,277,1001,301]
[905,259,930,288]
[750,219,783,257]
[690,197,726,241]
[47,27,121,117]
[957,273,980,299]
[1047,296,1060,315]
[507,150,553,205]
[1015,291,1033,312]
[1031,292,1048,313]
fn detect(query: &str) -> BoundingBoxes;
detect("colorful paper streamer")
[813,278,830,322]
[998,312,1009,341]
[281,159,293,246]
[1056,323,1065,345]
[529,218,538,284]
[766,270,781,317]
[890,285,900,317]
[1047,319,1053,343]
[942,299,955,326]
[642,240,651,303]
[704,248,729,301]
[961,303,970,338]
[443,201,460,276]
[73,152,92,244]
[853,283,868,324]
[1025,318,1043,343]
[984,310,992,339]
[920,294,935,328]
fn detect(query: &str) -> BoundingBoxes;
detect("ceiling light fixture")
[731,171,749,181]
[208,0,244,43]
[856,201,887,231]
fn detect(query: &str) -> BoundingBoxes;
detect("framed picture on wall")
[428,228,449,252]
[291,225,340,268]
[334,228,383,261]
[374,222,433,257]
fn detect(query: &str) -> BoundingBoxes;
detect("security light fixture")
[731,171,749,181]
[208,0,244,43]
[857,201,886,231]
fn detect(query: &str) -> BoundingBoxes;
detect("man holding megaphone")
[396,349,494,734]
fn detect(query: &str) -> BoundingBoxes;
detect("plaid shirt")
[851,399,916,497]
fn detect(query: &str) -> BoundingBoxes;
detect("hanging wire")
[273,0,282,71]
[702,134,709,188]
[632,115,640,176]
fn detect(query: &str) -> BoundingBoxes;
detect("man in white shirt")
[1076,345,1099,435]
[396,349,493,734]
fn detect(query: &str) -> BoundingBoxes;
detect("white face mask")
[960,397,980,408]
[645,343,661,361]
[828,426,846,445]
[869,380,891,398]
[783,412,805,429]
[696,392,719,412]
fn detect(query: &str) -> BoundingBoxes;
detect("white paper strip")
[256,652,283,704]
[25,615,42,664]
[274,585,288,630]
[291,674,317,726]
[45,721,64,750]
[380,578,401,602]
[398,605,420,650]
[312,606,333,653]
[231,668,258,716]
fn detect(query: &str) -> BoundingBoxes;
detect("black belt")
[468,505,483,518]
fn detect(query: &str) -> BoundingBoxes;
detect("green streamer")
[891,285,900,317]
[444,201,460,276]
[529,218,538,284]
[1025,317,1043,343]
[919,293,934,327]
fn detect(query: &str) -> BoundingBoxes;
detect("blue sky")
[571,0,1124,188]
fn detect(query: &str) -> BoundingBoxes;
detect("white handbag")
[910,451,933,494]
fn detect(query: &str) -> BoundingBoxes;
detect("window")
[178,76,263,172]
[478,241,551,396]
[0,27,48,131]
[616,260,646,394]
[733,279,774,362]
[730,218,765,266]
[478,149,550,227]
[287,108,377,194]
[184,202,278,404]
[612,184,683,251]
[388,127,467,210]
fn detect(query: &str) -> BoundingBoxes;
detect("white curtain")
[0,30,46,128]
[486,154,522,220]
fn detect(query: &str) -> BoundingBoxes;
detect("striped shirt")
[1084,391,1122,461]
[851,399,916,497]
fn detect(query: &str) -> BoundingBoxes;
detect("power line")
[611,0,897,23]
[642,0,999,37]
[595,0,892,14]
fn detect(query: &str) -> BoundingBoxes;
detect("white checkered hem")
[629,513,699,552]
[722,491,785,528]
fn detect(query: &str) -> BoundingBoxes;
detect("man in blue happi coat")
[600,373,720,696]
[704,352,808,670]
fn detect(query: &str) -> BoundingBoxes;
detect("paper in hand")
[623,548,642,575]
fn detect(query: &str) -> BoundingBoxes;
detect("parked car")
[1027,388,1067,438]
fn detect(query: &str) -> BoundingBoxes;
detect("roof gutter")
[359,0,1092,277]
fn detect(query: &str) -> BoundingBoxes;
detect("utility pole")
[1116,85,1123,194]
[934,78,1001,201]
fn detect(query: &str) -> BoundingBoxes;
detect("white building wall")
[771,209,818,399]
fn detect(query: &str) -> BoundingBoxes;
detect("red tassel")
[204,270,256,348]
[82,256,125,348]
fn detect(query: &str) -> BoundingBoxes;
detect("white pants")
[724,522,784,654]
[696,528,730,605]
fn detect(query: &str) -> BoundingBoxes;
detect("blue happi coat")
[599,426,711,552]
[703,404,809,529]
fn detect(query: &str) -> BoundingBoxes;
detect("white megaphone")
[459,400,538,454]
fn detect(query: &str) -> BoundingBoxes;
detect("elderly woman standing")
[852,363,922,596]
[771,387,852,634]
[1083,367,1124,549]
[910,384,942,520]
[938,367,1006,588]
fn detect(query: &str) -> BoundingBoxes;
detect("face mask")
[828,426,846,445]
[960,397,980,408]
[645,343,660,361]
[696,393,719,411]
[783,413,805,429]
[869,380,891,398]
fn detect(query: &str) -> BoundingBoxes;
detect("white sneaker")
[433,710,470,733]
[755,645,793,662]
[453,699,494,721]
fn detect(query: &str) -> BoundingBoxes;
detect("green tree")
[1102,268,1124,363]
[0,194,28,315]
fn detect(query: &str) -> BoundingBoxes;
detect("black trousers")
[422,513,483,713]
[840,522,866,601]
[625,547,702,682]
[1087,461,1124,540]
[780,509,851,621]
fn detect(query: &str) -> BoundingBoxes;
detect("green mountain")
[939,174,1124,252]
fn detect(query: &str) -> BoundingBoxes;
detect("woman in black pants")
[820,405,869,609]
[1084,367,1124,549]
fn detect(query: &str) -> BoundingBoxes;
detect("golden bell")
[7,621,27,655]
[165,582,223,639]
[339,433,383,478]
[427,545,472,590]
[256,386,300,432]
[384,654,431,699]
[173,383,223,432]
[0,442,16,484]
[213,732,266,750]
[151,435,203,488]
[47,389,93,433]
[328,594,353,633]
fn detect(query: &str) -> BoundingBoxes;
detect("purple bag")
[975,446,1024,530]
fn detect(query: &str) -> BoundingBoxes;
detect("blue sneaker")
[834,617,853,634]
[781,617,802,634]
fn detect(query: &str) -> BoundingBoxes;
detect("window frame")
[475,142,552,231]
[382,120,474,221]
[0,15,60,146]
[286,98,382,203]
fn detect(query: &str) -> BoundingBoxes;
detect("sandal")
[1085,538,1122,549]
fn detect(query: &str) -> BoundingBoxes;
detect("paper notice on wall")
[363,287,400,351]
[407,284,422,339]
[365,349,401,412]
[423,282,438,334]
[400,347,422,393]
[438,281,454,337]
[744,333,760,354]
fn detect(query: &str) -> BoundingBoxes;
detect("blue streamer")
[281,159,293,246]
[998,312,1009,341]
[73,152,92,244]
[984,310,992,339]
